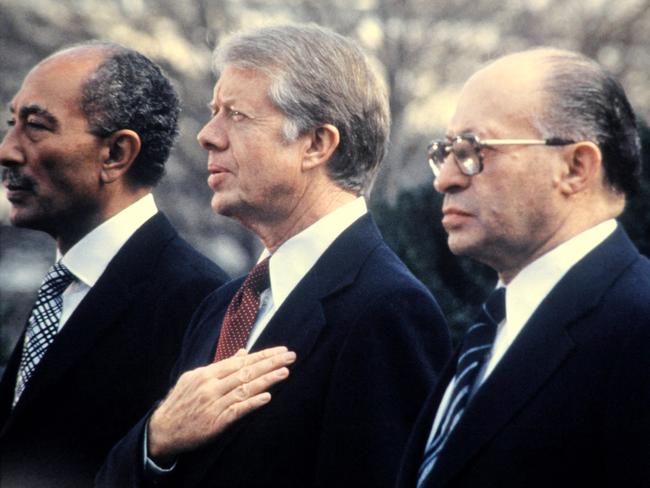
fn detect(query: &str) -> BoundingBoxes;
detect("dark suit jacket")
[98,214,451,488]
[0,213,228,488]
[398,226,650,488]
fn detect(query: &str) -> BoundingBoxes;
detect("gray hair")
[532,48,641,196]
[212,24,391,194]
[71,41,180,187]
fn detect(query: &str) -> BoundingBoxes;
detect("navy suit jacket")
[398,226,650,488]
[0,213,228,487]
[98,214,451,488]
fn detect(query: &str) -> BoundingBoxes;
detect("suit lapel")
[4,213,178,418]
[430,227,640,486]
[180,280,242,372]
[181,214,385,486]
[0,333,24,428]
[252,213,382,376]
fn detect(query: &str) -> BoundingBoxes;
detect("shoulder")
[158,234,229,286]
[326,238,451,367]
[352,238,436,302]
[120,215,229,316]
[566,248,650,365]
[599,252,650,327]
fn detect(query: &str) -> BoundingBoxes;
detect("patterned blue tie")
[13,262,75,407]
[417,287,506,487]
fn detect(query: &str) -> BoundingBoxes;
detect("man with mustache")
[398,48,650,488]
[0,42,239,487]
[98,24,451,488]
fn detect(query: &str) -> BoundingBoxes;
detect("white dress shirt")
[428,219,617,438]
[247,196,368,348]
[57,194,158,329]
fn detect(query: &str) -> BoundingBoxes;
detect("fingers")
[215,350,296,396]
[209,346,292,379]
[210,368,290,435]
[230,365,290,402]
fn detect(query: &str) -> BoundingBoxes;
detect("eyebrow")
[10,104,59,129]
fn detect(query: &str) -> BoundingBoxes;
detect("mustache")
[1,168,35,190]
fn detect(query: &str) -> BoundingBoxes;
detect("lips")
[207,163,229,175]
[441,207,473,228]
[2,170,34,192]
[2,170,35,201]
[443,207,472,217]
[206,164,231,189]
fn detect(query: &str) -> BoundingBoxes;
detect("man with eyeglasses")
[398,48,650,488]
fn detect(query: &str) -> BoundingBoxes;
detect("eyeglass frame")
[427,134,576,177]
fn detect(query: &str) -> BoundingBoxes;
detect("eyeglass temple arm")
[480,138,575,146]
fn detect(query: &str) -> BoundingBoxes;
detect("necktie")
[214,257,271,362]
[417,287,506,487]
[13,262,75,406]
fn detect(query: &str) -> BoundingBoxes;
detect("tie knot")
[484,287,506,325]
[39,262,75,298]
[457,287,506,364]
[483,286,506,324]
[244,257,270,295]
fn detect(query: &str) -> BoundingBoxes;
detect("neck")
[250,185,357,253]
[56,187,151,255]
[496,195,624,284]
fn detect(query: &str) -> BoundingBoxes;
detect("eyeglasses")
[427,134,575,177]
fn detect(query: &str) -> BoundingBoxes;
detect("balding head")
[0,42,179,251]
[531,48,640,197]
[451,50,550,146]
[458,48,640,196]
[435,48,638,280]
[52,41,180,187]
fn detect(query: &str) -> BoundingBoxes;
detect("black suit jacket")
[0,213,228,487]
[98,214,452,488]
[398,226,650,488]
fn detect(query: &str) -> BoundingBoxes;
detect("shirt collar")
[501,219,617,328]
[60,194,158,287]
[259,197,367,310]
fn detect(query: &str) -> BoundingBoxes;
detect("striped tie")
[13,262,75,407]
[417,287,506,487]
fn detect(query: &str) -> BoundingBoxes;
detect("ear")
[100,129,142,184]
[301,124,340,172]
[555,141,602,196]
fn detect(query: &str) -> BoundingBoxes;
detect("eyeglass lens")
[453,139,481,175]
[429,138,481,176]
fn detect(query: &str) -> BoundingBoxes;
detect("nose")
[197,116,228,152]
[433,155,471,194]
[0,127,25,168]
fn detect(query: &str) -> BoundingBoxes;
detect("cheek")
[490,180,556,239]
[38,150,100,200]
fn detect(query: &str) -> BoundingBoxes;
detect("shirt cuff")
[143,422,177,475]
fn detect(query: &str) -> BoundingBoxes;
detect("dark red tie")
[214,258,271,362]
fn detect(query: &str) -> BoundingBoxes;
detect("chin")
[447,233,471,255]
[8,206,53,232]
[9,208,33,228]
[210,196,235,218]
[447,233,488,261]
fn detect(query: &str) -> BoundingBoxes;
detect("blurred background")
[2,0,650,368]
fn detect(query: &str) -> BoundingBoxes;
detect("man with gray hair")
[0,42,230,486]
[398,48,650,488]
[98,24,451,487]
